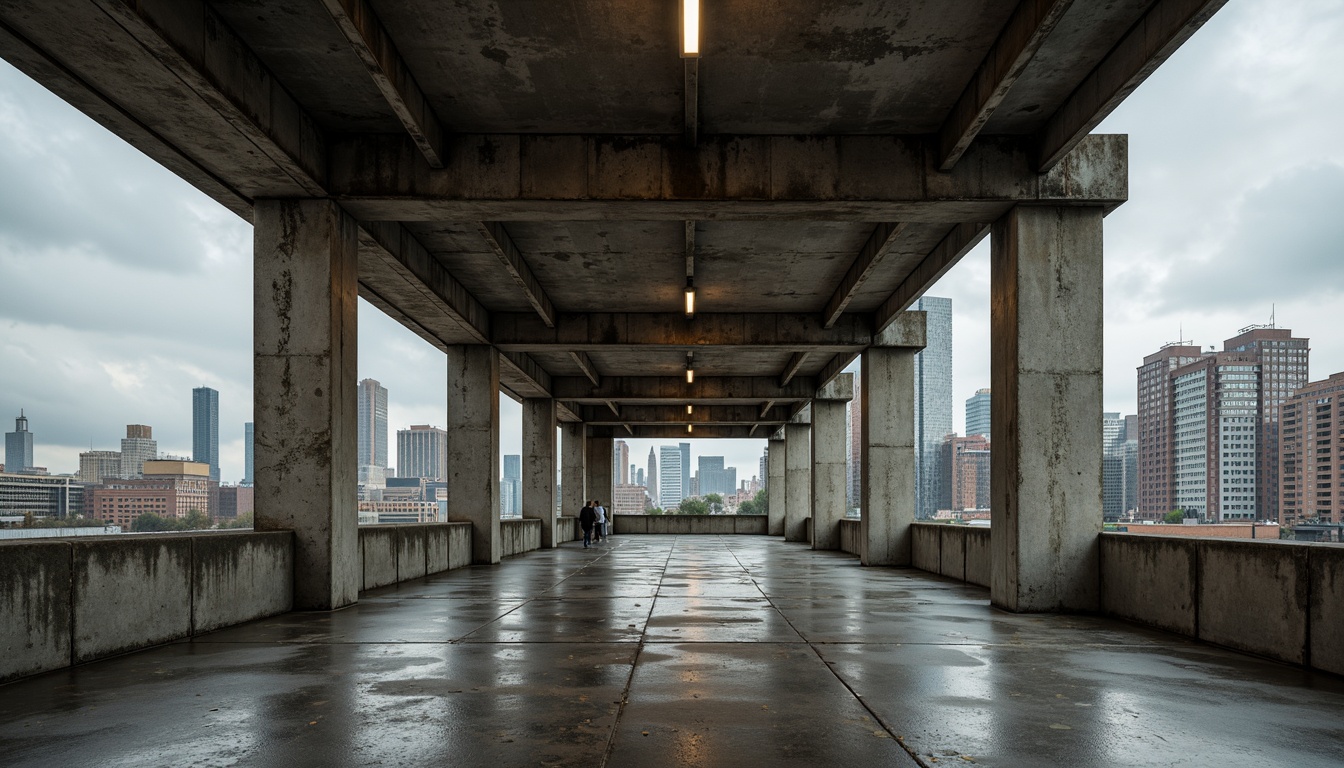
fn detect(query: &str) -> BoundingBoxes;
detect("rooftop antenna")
[1270,304,1276,329]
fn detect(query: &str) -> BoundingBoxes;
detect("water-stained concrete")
[1,536,1342,767]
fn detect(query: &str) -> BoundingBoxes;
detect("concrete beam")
[329,134,1128,221]
[815,353,860,390]
[477,222,556,328]
[552,376,819,403]
[577,404,790,426]
[874,223,991,333]
[684,57,699,146]
[991,205,1104,611]
[253,200,359,611]
[623,425,763,440]
[358,222,490,342]
[779,353,809,387]
[822,223,909,327]
[317,0,445,167]
[1036,0,1228,171]
[938,0,1075,170]
[570,352,602,387]
[493,312,892,352]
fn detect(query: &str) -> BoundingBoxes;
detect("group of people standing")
[577,500,608,548]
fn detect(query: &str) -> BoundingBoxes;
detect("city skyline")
[3,2,1344,485]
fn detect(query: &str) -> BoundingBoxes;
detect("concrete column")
[253,200,360,611]
[861,346,918,566]
[784,423,811,542]
[560,423,586,520]
[522,399,558,549]
[811,375,853,550]
[767,436,786,536]
[446,346,501,565]
[991,205,1104,612]
[585,427,614,518]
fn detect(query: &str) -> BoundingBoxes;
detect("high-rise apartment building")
[78,450,122,483]
[680,443,691,498]
[357,378,389,470]
[614,440,630,485]
[119,424,157,479]
[760,449,769,498]
[659,445,684,509]
[501,454,521,517]
[1138,326,1307,522]
[613,483,648,515]
[1279,371,1344,527]
[5,411,34,474]
[948,435,991,512]
[965,388,991,437]
[192,387,220,481]
[696,456,736,497]
[913,296,953,520]
[647,448,658,506]
[243,422,254,486]
[1102,413,1138,521]
[397,425,447,480]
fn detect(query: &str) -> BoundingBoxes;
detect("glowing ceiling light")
[685,352,695,384]
[687,404,694,415]
[687,423,694,434]
[684,277,696,317]
[682,0,700,58]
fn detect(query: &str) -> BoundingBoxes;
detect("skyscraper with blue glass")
[192,387,220,482]
[913,297,952,520]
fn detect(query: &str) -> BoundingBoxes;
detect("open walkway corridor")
[2,535,1343,767]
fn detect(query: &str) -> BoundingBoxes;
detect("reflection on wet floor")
[1,535,1342,767]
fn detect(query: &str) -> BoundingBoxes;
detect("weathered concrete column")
[811,375,853,550]
[560,423,586,520]
[585,427,614,517]
[784,423,811,543]
[446,346,501,565]
[991,205,1104,612]
[522,398,558,549]
[767,436,786,536]
[860,314,923,566]
[253,199,359,611]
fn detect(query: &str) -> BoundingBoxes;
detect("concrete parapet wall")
[839,519,860,555]
[964,528,991,587]
[1099,533,1341,675]
[938,526,967,581]
[610,515,769,535]
[501,519,542,558]
[358,523,474,591]
[556,516,580,543]
[0,532,294,685]
[912,524,941,573]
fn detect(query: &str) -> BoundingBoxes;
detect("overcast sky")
[3,0,1343,485]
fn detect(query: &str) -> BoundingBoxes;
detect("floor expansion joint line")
[597,536,674,768]
[725,542,929,768]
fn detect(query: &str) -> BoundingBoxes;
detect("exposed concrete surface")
[396,526,428,583]
[1313,546,1344,676]
[0,540,71,683]
[1100,534,1197,636]
[860,346,917,565]
[360,526,399,591]
[500,519,542,558]
[191,531,293,635]
[584,432,614,513]
[1198,541,1310,664]
[446,345,501,564]
[939,525,967,581]
[839,518,861,555]
[991,205,1103,612]
[810,396,849,551]
[767,437,786,536]
[784,424,811,542]
[912,524,941,573]
[2,537,1340,767]
[253,199,360,611]
[522,398,558,548]
[613,515,767,535]
[560,423,585,518]
[71,537,192,663]
[964,527,991,587]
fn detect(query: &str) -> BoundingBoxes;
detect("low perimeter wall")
[909,523,1343,676]
[501,518,542,558]
[612,515,768,535]
[1,531,293,684]
[556,516,581,543]
[840,519,861,555]
[357,523,473,591]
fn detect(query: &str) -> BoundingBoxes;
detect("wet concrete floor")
[2,535,1343,767]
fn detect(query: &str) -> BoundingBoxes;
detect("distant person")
[579,500,596,548]
[594,501,607,542]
